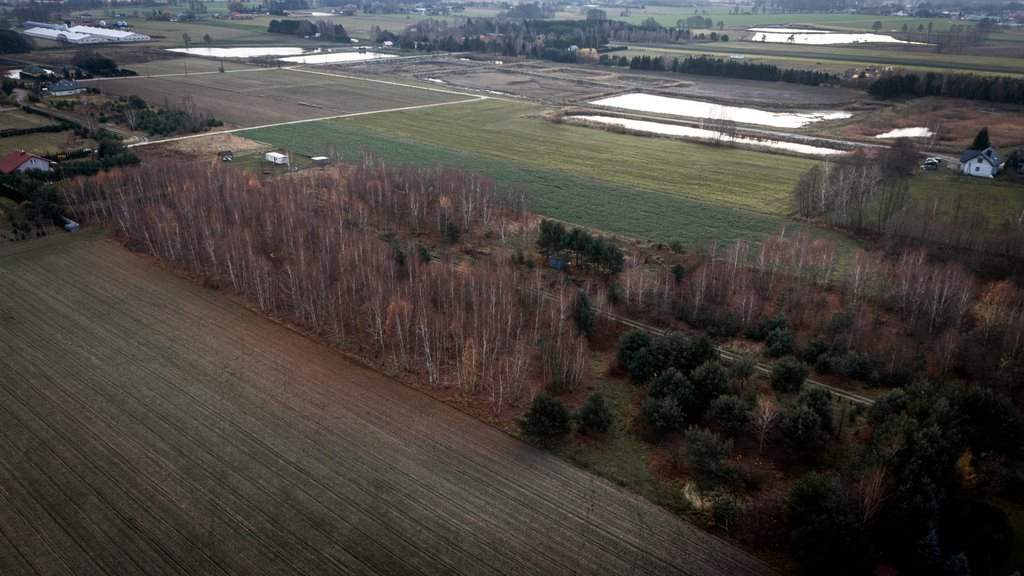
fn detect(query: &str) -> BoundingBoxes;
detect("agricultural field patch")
[323,99,817,214]
[238,103,852,248]
[96,68,474,128]
[0,131,82,155]
[132,18,311,48]
[419,61,863,108]
[0,232,775,576]
[425,68,617,101]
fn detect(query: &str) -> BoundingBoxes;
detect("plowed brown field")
[0,233,777,576]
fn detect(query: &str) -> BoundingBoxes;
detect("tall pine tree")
[970,126,990,150]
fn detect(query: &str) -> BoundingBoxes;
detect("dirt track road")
[0,234,777,576]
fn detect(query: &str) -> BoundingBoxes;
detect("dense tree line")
[131,96,223,136]
[617,54,834,86]
[268,0,310,14]
[792,143,916,235]
[869,72,1024,105]
[0,30,32,54]
[268,19,350,42]
[536,219,625,275]
[64,157,587,414]
[399,17,694,57]
[137,108,222,136]
[676,54,782,81]
[611,223,1023,389]
[0,122,71,138]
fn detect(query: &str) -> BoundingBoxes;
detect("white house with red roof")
[0,150,53,174]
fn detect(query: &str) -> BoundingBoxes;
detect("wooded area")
[65,158,587,414]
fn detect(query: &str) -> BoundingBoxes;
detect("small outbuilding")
[63,217,80,232]
[218,150,233,162]
[311,156,330,166]
[265,152,288,165]
[959,147,1004,178]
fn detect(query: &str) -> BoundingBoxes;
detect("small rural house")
[0,150,53,174]
[959,147,1004,178]
[265,151,288,165]
[46,79,86,96]
[218,150,234,162]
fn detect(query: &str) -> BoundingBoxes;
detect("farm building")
[46,79,86,96]
[18,65,54,80]
[68,25,150,42]
[311,156,330,166]
[63,218,81,232]
[265,152,288,165]
[22,23,150,44]
[959,147,1004,178]
[0,150,53,174]
[22,27,99,44]
[218,150,234,162]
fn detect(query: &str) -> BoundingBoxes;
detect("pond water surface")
[874,127,934,138]
[748,27,918,45]
[589,93,851,129]
[572,115,845,156]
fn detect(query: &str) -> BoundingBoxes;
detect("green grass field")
[0,131,80,155]
[318,99,814,217]
[0,109,62,131]
[909,169,1024,231]
[239,98,836,246]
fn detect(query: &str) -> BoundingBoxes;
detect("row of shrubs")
[0,122,72,138]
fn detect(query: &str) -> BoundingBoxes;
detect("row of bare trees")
[616,228,1023,380]
[793,147,1024,258]
[64,159,583,413]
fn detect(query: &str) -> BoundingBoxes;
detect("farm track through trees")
[0,234,777,576]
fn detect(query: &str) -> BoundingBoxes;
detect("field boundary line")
[287,66,486,98]
[128,96,486,148]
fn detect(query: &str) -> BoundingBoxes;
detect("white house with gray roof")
[959,147,1004,178]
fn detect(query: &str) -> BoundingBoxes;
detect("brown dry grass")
[837,98,1024,151]
[161,132,271,155]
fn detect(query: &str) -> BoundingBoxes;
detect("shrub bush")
[574,392,613,436]
[518,392,571,443]
[771,356,808,393]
